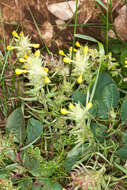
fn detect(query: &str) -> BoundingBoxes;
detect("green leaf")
[95,0,107,10]
[21,151,40,170]
[116,145,127,159]
[91,122,108,142]
[39,178,62,190]
[102,83,119,110]
[75,34,97,42]
[72,91,86,106]
[95,99,108,119]
[18,178,33,190]
[122,130,127,144]
[6,107,25,144]
[93,72,113,100]
[64,144,89,171]
[121,99,127,125]
[26,118,43,144]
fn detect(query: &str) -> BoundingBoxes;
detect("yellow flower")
[63,57,71,63]
[19,58,26,63]
[19,31,24,37]
[125,60,127,65]
[83,45,88,55]
[15,69,27,75]
[77,74,83,84]
[86,102,93,110]
[60,108,69,115]
[12,30,20,39]
[44,67,49,72]
[24,54,28,59]
[68,103,75,110]
[45,76,51,84]
[69,47,77,52]
[34,50,40,57]
[59,50,66,56]
[7,46,14,51]
[32,44,40,48]
[75,41,81,48]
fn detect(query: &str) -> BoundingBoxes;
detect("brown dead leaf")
[46,0,80,21]
[114,5,127,40]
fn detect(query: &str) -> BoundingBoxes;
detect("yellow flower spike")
[12,30,20,39]
[19,31,24,37]
[15,69,27,75]
[86,102,93,110]
[7,45,15,51]
[44,67,49,72]
[60,108,69,115]
[32,44,40,48]
[44,76,51,84]
[19,58,26,63]
[63,57,71,63]
[59,50,66,56]
[77,74,83,84]
[68,103,75,110]
[83,45,89,56]
[34,50,40,57]
[75,41,81,48]
[125,60,127,65]
[69,47,77,52]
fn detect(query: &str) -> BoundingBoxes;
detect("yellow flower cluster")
[7,31,51,90]
[60,102,92,115]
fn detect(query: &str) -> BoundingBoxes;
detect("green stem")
[106,0,109,53]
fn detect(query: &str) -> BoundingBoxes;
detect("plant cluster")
[1,30,127,190]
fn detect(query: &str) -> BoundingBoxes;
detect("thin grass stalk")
[106,0,109,53]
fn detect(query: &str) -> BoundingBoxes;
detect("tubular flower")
[34,50,41,57]
[86,102,93,110]
[60,108,69,115]
[69,47,77,52]
[7,46,15,51]
[59,50,66,56]
[77,74,83,84]
[63,57,71,63]
[12,30,20,39]
[68,103,75,110]
[83,45,89,56]
[15,69,27,75]
[75,41,81,48]
[44,76,51,84]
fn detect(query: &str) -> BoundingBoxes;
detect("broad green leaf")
[39,178,62,190]
[21,151,40,170]
[116,145,127,159]
[18,178,33,190]
[72,91,86,106]
[95,99,108,119]
[91,122,108,142]
[122,130,127,144]
[121,99,127,124]
[6,107,25,144]
[26,118,43,144]
[93,72,113,100]
[102,83,119,110]
[64,144,89,171]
